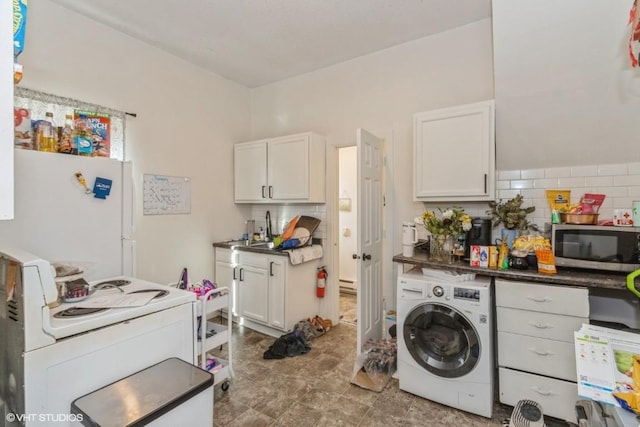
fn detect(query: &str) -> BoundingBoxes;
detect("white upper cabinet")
[234,132,326,203]
[413,100,495,202]
[234,141,268,201]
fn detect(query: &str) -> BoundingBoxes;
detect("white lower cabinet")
[237,253,270,324]
[495,279,588,421]
[214,247,319,335]
[499,368,579,422]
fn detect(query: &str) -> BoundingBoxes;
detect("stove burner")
[54,307,109,318]
[93,279,132,290]
[128,289,169,300]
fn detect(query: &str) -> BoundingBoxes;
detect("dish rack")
[197,286,233,391]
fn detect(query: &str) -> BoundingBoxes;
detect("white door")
[356,129,384,352]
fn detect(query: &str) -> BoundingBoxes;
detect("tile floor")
[339,291,357,325]
[209,298,573,427]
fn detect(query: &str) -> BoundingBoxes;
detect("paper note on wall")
[143,174,191,215]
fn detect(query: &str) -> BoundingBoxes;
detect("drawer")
[497,307,587,342]
[215,248,237,264]
[499,367,578,422]
[239,252,269,268]
[498,332,577,381]
[496,279,589,317]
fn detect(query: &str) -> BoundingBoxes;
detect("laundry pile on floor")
[262,316,332,359]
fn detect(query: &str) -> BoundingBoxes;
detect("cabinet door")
[237,264,269,324]
[268,257,286,330]
[0,1,13,220]
[215,260,237,315]
[414,100,495,201]
[234,141,268,202]
[268,135,309,200]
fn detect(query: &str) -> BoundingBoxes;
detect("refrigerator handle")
[122,238,136,277]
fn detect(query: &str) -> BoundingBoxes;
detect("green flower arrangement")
[487,194,538,231]
[417,207,472,237]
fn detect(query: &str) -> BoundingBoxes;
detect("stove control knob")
[433,285,444,298]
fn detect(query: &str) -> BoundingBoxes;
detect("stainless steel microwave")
[552,224,640,272]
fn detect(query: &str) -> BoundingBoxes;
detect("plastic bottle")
[58,114,75,154]
[37,112,56,152]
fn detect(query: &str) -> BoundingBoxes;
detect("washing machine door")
[403,302,480,378]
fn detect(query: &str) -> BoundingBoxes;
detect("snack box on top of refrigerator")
[74,110,111,157]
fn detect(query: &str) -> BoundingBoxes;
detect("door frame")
[323,128,395,335]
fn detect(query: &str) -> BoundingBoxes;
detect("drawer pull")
[528,321,552,329]
[402,289,423,295]
[526,296,550,303]
[530,386,554,396]
[528,348,553,356]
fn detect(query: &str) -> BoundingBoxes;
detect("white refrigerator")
[0,149,134,280]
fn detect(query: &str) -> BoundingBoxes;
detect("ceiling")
[49,0,492,88]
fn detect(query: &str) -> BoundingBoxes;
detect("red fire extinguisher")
[316,266,327,298]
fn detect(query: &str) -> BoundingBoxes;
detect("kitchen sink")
[226,240,275,249]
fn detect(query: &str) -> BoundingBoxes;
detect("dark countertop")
[213,238,323,257]
[213,241,288,256]
[393,251,631,291]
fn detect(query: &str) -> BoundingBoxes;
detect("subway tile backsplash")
[250,204,327,240]
[496,161,640,230]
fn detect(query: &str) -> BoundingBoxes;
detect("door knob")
[363,253,372,260]
[352,254,360,259]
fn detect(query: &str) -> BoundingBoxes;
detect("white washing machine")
[397,269,494,418]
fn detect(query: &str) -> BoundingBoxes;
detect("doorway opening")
[338,145,357,326]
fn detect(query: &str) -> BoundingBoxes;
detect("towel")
[285,245,323,265]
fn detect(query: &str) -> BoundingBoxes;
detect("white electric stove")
[0,248,197,426]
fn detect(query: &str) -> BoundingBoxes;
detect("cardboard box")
[479,246,489,268]
[470,245,481,267]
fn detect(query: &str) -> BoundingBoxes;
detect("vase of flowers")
[487,194,538,249]
[417,207,472,262]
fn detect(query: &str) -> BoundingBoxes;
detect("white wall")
[250,20,495,304]
[18,0,252,284]
[493,0,640,170]
[339,146,357,283]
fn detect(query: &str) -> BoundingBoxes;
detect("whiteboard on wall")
[143,174,191,215]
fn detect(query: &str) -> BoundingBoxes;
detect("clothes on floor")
[263,330,311,359]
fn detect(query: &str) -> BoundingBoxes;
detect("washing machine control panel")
[454,287,481,302]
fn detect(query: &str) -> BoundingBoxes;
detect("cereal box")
[14,107,31,149]
[74,110,111,157]
[13,0,28,58]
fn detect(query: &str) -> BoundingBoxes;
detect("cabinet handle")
[268,186,273,198]
[239,268,244,282]
[261,186,266,199]
[528,348,553,357]
[233,266,237,280]
[270,261,274,276]
[362,253,372,261]
[527,321,552,329]
[484,174,487,194]
[530,386,553,396]
[526,296,550,303]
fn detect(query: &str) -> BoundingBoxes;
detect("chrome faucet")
[266,210,272,241]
